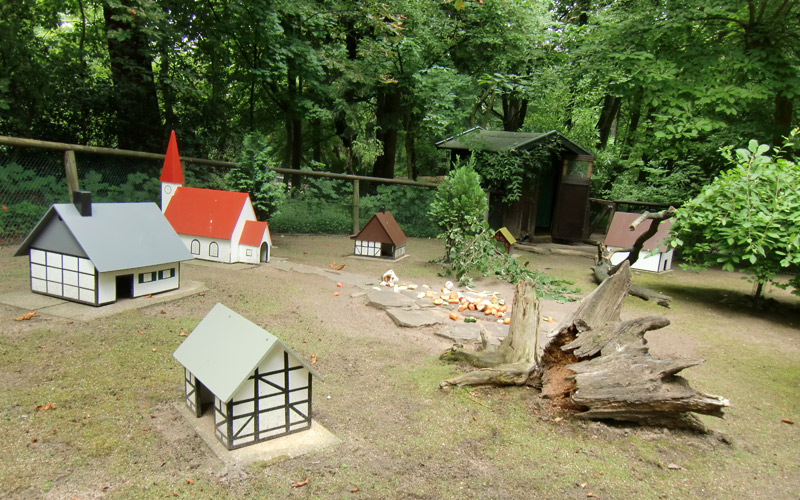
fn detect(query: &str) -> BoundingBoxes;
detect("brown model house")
[351,211,407,259]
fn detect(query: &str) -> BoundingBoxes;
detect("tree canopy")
[1,0,798,203]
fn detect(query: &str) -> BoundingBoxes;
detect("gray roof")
[173,303,323,403]
[435,126,593,157]
[15,202,192,272]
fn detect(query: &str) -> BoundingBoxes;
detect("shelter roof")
[435,126,592,157]
[15,202,192,271]
[603,212,674,252]
[351,211,407,246]
[164,187,250,239]
[173,303,323,403]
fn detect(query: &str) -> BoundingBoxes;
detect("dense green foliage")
[428,160,488,261]
[670,132,800,298]
[2,0,797,206]
[226,133,286,220]
[430,159,578,299]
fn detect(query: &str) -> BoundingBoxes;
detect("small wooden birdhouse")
[493,227,517,253]
[351,211,407,259]
[173,303,323,450]
[604,212,674,273]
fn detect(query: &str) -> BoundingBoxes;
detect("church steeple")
[160,130,184,212]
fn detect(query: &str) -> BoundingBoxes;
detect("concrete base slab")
[0,280,207,321]
[366,289,416,310]
[184,260,256,271]
[347,253,409,263]
[175,403,341,467]
[436,322,482,343]
[386,308,447,328]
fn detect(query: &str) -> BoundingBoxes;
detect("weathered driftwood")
[440,261,728,430]
[546,262,729,430]
[439,279,541,388]
[593,207,675,307]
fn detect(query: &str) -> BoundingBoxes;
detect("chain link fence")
[0,137,440,246]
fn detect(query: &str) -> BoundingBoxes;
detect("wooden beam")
[64,150,79,202]
[352,179,360,234]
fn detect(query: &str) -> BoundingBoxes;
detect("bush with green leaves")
[669,131,800,298]
[226,132,286,220]
[428,158,488,261]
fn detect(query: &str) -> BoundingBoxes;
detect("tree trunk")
[502,95,528,132]
[372,85,402,179]
[440,279,541,387]
[103,3,162,151]
[773,91,793,152]
[440,262,729,430]
[403,115,417,180]
[596,95,621,150]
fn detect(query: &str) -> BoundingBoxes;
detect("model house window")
[209,242,219,258]
[246,249,253,257]
[158,268,176,280]
[138,272,157,283]
[190,239,200,255]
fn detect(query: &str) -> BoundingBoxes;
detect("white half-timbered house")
[351,211,407,259]
[14,193,192,306]
[173,303,323,450]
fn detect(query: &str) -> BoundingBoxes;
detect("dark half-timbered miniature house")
[173,303,323,450]
[604,212,674,273]
[14,192,192,306]
[351,211,407,259]
[436,127,595,243]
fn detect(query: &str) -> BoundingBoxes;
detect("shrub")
[226,132,286,220]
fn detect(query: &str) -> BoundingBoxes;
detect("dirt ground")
[0,234,798,499]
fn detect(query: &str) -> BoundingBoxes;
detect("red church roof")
[160,130,184,184]
[239,220,269,247]
[164,187,249,239]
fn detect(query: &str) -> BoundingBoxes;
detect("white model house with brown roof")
[604,211,674,273]
[351,211,407,259]
[14,192,193,306]
[173,303,323,450]
[160,131,272,264]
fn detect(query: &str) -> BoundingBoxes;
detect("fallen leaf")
[160,310,167,314]
[350,487,360,492]
[667,463,682,470]
[37,345,46,349]
[472,416,477,421]
[145,294,153,298]
[291,477,309,488]
[311,354,317,365]
[13,311,37,321]
[553,417,563,423]
[198,292,205,296]
[185,478,194,485]
[780,418,794,424]
[66,321,74,325]
[1,205,8,212]
[587,493,599,499]
[137,330,145,335]
[34,401,56,411]
[580,482,588,488]
[178,331,189,337]
[152,348,157,352]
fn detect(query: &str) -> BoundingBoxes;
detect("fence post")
[352,179,360,234]
[64,150,79,202]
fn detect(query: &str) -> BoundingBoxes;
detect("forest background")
[2,0,799,216]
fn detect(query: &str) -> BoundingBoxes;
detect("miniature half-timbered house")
[173,303,323,450]
[604,211,674,273]
[493,227,517,253]
[160,130,272,264]
[351,211,407,259]
[436,127,594,243]
[14,192,193,306]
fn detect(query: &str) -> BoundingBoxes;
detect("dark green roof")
[435,127,592,157]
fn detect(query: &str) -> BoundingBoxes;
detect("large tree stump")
[543,262,729,430]
[439,279,541,388]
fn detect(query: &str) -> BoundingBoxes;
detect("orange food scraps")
[333,291,340,296]
[494,311,503,318]
[449,312,458,321]
[503,317,511,324]
[500,305,508,313]
[484,309,494,316]
[458,304,467,312]
[447,298,459,304]
[468,303,476,310]
[433,298,443,305]
[336,282,343,287]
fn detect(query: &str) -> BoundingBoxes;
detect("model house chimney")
[73,191,92,216]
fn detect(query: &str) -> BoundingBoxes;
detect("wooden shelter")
[173,303,323,450]
[436,127,594,242]
[351,211,407,259]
